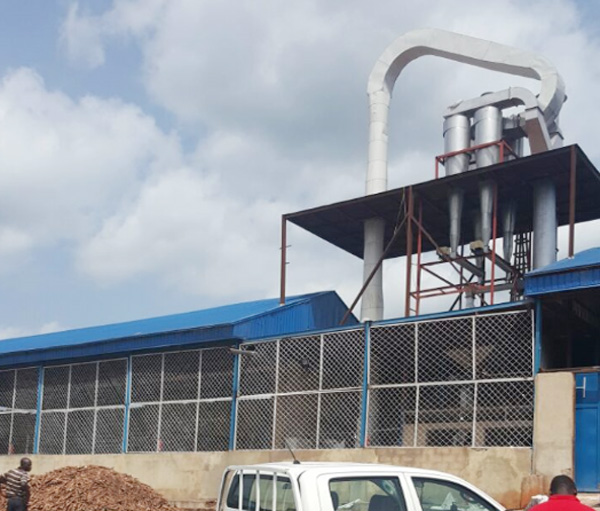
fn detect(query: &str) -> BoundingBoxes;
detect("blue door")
[575,372,600,491]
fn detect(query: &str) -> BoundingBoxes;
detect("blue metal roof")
[525,248,600,296]
[0,291,358,367]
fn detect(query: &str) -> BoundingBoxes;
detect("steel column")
[415,201,423,315]
[405,187,414,317]
[280,215,287,305]
[569,146,577,257]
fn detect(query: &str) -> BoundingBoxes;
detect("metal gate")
[575,372,600,491]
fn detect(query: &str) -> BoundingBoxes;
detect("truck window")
[225,473,295,511]
[329,477,406,511]
[412,478,499,511]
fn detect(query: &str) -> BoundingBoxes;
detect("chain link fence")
[0,309,535,454]
[368,310,534,448]
[0,368,38,454]
[128,347,234,453]
[235,329,365,450]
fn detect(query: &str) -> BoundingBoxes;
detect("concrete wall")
[532,372,575,478]
[0,447,531,509]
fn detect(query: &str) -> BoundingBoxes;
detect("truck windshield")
[329,476,406,511]
[225,473,296,511]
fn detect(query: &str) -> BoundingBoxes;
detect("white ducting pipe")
[361,28,565,320]
[444,115,470,257]
[474,105,502,250]
[532,180,558,269]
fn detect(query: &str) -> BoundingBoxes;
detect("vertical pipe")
[33,366,44,454]
[502,136,522,262]
[444,115,470,257]
[361,218,385,321]
[362,90,391,321]
[359,322,370,447]
[404,188,414,317]
[415,201,423,316]
[474,105,502,251]
[569,146,577,257]
[228,350,240,450]
[532,180,557,269]
[280,216,287,305]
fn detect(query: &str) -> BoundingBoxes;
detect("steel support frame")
[435,139,515,179]
[407,183,516,315]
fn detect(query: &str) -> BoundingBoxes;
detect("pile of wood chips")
[0,465,178,511]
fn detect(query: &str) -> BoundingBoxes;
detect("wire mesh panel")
[236,398,274,450]
[239,342,277,396]
[11,413,36,455]
[39,411,66,454]
[14,368,39,410]
[42,366,70,410]
[201,348,235,399]
[274,393,318,449]
[95,408,124,454]
[160,402,197,452]
[417,384,474,446]
[318,391,361,449]
[131,355,162,403]
[65,409,94,454]
[0,414,10,454]
[418,319,473,382]
[476,380,534,446]
[368,387,416,447]
[0,370,14,409]
[69,363,96,409]
[277,336,320,394]
[370,324,416,385]
[322,331,364,390]
[197,400,231,451]
[97,360,127,406]
[127,405,159,452]
[163,352,199,402]
[475,312,533,379]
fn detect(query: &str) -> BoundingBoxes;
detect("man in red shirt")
[530,475,595,511]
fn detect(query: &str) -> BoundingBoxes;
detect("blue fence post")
[228,349,240,450]
[122,355,133,453]
[534,300,542,374]
[359,322,370,447]
[32,366,44,454]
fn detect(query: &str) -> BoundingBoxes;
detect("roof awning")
[286,145,600,260]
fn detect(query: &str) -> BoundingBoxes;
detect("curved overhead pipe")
[361,28,566,321]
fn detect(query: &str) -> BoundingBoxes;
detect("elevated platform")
[285,145,600,260]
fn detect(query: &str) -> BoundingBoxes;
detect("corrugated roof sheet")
[525,248,600,296]
[0,291,358,367]
[527,247,600,275]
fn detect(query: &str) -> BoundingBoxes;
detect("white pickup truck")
[217,462,504,511]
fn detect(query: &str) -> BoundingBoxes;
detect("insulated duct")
[361,28,566,321]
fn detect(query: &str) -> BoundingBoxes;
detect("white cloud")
[0,0,583,331]
[0,67,183,259]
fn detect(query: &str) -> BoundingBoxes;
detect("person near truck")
[529,475,594,511]
[0,458,32,511]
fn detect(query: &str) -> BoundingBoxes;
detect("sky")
[0,0,599,338]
